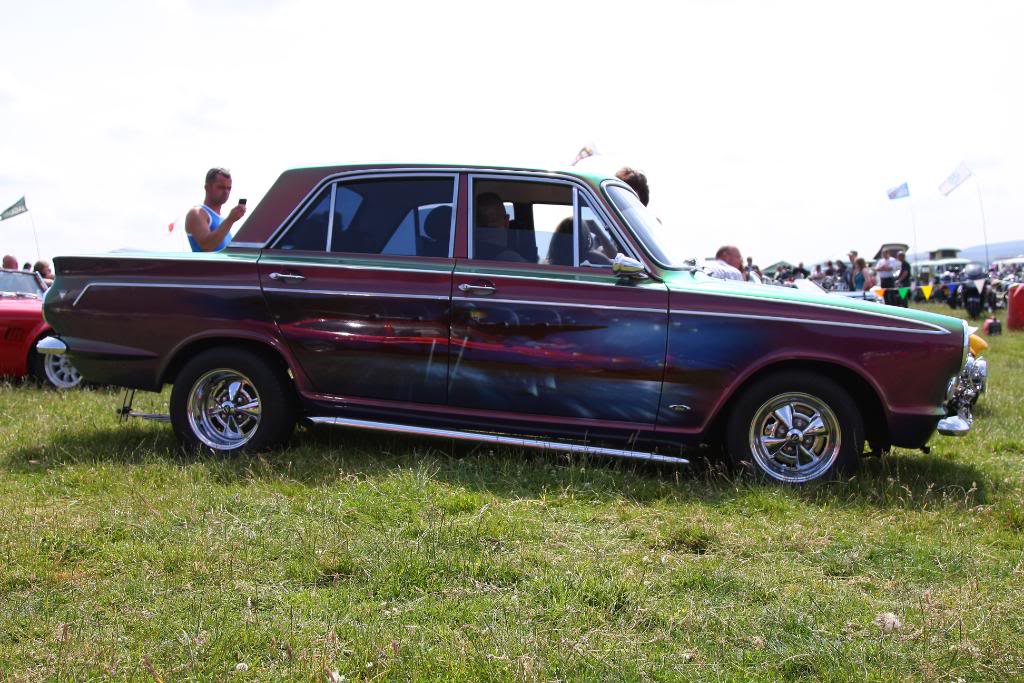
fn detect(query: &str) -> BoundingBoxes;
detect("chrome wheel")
[43,353,82,389]
[186,369,262,450]
[748,391,841,483]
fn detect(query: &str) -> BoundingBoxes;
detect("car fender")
[157,328,312,391]
[699,348,891,431]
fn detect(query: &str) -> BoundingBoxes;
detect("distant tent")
[873,243,910,259]
[763,261,794,277]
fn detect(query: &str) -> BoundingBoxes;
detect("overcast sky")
[1,0,1021,266]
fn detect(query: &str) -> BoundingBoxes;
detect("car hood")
[661,270,964,334]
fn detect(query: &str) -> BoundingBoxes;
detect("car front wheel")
[170,348,296,453]
[725,372,863,484]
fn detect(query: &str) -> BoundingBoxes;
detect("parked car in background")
[792,278,884,303]
[39,163,979,484]
[1,268,82,388]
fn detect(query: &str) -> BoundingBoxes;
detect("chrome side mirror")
[612,253,648,279]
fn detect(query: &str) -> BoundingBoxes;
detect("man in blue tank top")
[185,167,247,252]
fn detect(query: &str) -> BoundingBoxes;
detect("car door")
[259,172,458,404]
[448,174,669,427]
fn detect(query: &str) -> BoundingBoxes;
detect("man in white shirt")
[704,245,746,281]
[875,249,900,305]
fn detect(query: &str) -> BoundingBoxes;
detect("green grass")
[2,303,1023,681]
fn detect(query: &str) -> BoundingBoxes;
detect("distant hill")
[909,240,1024,264]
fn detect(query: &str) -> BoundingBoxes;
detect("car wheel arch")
[705,358,888,451]
[158,335,304,391]
[26,324,57,375]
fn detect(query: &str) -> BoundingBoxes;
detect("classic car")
[1,268,82,388]
[38,164,980,483]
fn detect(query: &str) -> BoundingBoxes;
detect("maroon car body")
[40,164,973,483]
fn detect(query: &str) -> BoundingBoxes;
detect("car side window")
[275,187,332,251]
[471,180,573,265]
[330,177,455,257]
[470,179,623,268]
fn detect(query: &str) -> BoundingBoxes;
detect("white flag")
[939,162,972,196]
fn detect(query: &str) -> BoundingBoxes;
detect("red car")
[1,268,82,388]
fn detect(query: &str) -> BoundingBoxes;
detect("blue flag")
[887,182,910,200]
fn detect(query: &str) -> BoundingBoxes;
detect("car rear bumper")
[36,336,66,355]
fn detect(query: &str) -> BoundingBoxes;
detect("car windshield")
[605,184,688,268]
[0,270,43,297]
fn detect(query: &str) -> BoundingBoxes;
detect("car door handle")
[269,272,306,282]
[458,282,496,295]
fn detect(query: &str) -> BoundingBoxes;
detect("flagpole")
[27,212,42,262]
[973,174,990,267]
[908,194,918,265]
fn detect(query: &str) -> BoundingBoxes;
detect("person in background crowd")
[875,248,899,305]
[2,254,17,269]
[792,262,809,279]
[853,257,874,291]
[894,250,912,307]
[22,262,31,270]
[185,167,247,252]
[704,245,745,281]
[615,167,649,206]
[810,264,826,282]
[844,251,858,288]
[32,260,53,286]
[824,260,835,277]
[834,259,848,289]
[743,256,763,283]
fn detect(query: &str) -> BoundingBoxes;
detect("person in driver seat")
[474,192,526,263]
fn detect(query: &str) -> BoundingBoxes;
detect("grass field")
[2,303,1022,681]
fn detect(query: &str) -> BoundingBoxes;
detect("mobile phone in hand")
[239,198,247,205]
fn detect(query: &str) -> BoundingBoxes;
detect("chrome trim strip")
[255,259,454,276]
[36,336,66,356]
[448,176,458,259]
[263,288,448,301]
[453,296,664,314]
[73,282,261,307]
[122,411,171,423]
[227,241,263,248]
[308,416,689,465]
[673,284,952,333]
[55,252,254,262]
[572,186,581,267]
[453,270,622,287]
[325,183,337,252]
[266,171,461,250]
[961,319,970,368]
[669,308,947,335]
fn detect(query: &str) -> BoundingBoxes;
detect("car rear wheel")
[170,348,296,453]
[32,351,83,389]
[725,371,863,484]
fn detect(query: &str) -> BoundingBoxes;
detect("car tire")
[31,349,84,390]
[170,347,296,454]
[725,371,863,484]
